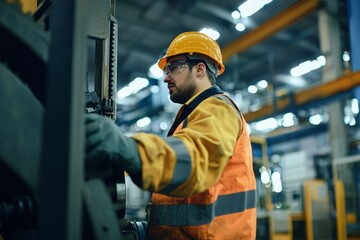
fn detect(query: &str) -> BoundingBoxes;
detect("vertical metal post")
[349,0,360,122]
[347,0,360,71]
[38,0,89,239]
[318,0,347,159]
[348,0,360,230]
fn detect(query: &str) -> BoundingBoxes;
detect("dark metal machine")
[0,0,145,239]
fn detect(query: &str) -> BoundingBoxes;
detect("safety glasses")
[163,59,188,78]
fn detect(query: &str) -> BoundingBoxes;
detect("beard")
[169,72,197,104]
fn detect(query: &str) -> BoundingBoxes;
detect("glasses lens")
[164,59,187,77]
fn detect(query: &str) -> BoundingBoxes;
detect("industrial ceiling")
[113,0,351,128]
[1,0,351,131]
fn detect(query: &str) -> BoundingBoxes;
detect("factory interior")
[1,0,360,239]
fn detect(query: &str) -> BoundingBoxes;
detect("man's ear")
[195,62,207,77]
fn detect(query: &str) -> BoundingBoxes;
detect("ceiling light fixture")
[137,117,151,128]
[238,0,273,18]
[257,79,268,89]
[309,114,322,125]
[149,62,163,79]
[247,85,258,94]
[235,23,246,32]
[199,28,220,40]
[254,117,278,131]
[231,10,241,19]
[117,77,149,99]
[290,55,326,77]
[343,51,350,62]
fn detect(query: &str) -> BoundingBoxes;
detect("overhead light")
[352,98,359,114]
[231,10,241,19]
[290,55,326,77]
[160,122,168,130]
[247,85,257,94]
[271,172,282,193]
[309,114,322,125]
[199,28,220,40]
[343,51,350,62]
[344,115,356,126]
[150,85,160,94]
[257,79,268,89]
[117,86,132,99]
[281,112,295,127]
[149,62,163,79]
[235,23,246,32]
[254,117,278,131]
[137,117,151,128]
[260,170,270,185]
[129,77,149,93]
[238,0,273,18]
[117,77,149,99]
[317,55,326,65]
[349,117,356,126]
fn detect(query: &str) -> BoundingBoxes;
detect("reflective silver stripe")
[150,189,256,226]
[215,95,240,117]
[160,137,192,194]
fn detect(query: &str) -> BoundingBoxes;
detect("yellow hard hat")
[158,32,225,76]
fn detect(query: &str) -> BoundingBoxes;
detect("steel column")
[38,0,89,239]
[348,0,360,233]
[347,0,360,71]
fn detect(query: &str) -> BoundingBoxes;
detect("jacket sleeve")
[131,96,242,197]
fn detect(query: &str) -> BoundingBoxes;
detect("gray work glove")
[85,114,142,182]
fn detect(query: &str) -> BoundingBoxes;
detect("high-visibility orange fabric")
[132,88,256,239]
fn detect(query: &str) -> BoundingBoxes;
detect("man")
[85,31,257,239]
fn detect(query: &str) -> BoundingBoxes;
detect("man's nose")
[163,75,171,83]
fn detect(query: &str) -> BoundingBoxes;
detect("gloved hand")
[84,114,142,180]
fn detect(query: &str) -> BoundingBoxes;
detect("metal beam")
[244,71,360,122]
[221,0,319,61]
[38,0,88,239]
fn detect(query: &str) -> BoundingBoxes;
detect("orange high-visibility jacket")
[132,86,256,240]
